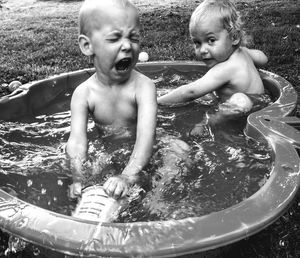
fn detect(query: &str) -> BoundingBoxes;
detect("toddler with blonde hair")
[158,0,268,116]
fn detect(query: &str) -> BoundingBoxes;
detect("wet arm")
[157,66,229,105]
[122,80,157,181]
[66,88,89,183]
[103,79,157,199]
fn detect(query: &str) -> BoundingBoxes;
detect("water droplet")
[236,162,246,168]
[27,179,33,187]
[279,240,285,247]
[33,246,40,256]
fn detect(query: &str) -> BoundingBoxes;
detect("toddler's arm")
[103,78,157,199]
[66,86,89,198]
[242,47,268,67]
[157,64,230,105]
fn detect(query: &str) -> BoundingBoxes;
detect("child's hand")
[103,175,134,199]
[69,182,82,199]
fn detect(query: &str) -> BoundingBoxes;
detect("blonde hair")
[189,0,248,46]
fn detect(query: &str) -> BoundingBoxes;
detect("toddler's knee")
[227,93,253,112]
[169,139,190,153]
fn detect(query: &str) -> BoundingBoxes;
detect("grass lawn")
[0,0,299,257]
[0,0,299,95]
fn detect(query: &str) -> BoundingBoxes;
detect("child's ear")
[231,32,241,46]
[78,34,93,56]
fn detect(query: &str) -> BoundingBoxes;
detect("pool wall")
[0,61,299,257]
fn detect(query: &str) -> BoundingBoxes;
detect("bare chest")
[89,91,137,126]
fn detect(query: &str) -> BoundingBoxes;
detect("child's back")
[158,0,268,110]
[212,46,266,102]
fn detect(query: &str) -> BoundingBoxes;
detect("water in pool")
[0,70,272,255]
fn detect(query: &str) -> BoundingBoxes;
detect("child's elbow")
[256,51,268,67]
[261,54,268,66]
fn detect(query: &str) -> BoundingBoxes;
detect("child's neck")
[94,72,116,88]
[229,45,241,58]
[94,71,130,87]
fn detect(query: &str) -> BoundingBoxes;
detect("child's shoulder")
[208,52,242,78]
[133,69,152,80]
[132,70,155,87]
[230,47,250,63]
[239,47,268,67]
[217,48,251,73]
[72,77,92,98]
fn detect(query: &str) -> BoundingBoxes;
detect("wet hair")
[189,0,248,46]
[78,0,138,37]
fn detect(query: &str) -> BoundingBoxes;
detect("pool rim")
[0,61,299,257]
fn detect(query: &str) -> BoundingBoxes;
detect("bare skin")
[158,0,268,138]
[157,14,268,107]
[67,0,157,199]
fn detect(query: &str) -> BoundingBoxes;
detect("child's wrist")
[119,173,138,185]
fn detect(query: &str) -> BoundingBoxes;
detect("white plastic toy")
[138,51,149,62]
[73,185,123,222]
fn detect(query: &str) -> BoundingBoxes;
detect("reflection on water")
[0,112,74,215]
[120,100,271,222]
[0,71,271,223]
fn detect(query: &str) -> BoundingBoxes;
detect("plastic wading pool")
[0,61,299,257]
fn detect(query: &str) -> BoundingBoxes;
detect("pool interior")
[1,62,299,258]
[0,67,272,223]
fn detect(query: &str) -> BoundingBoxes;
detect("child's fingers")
[104,176,129,199]
[103,178,116,195]
[104,177,121,198]
[113,183,128,199]
[69,182,82,199]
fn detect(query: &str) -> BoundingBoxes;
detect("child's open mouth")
[115,58,132,72]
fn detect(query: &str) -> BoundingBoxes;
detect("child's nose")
[200,44,208,54]
[121,39,131,51]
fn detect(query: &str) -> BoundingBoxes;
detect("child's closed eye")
[107,38,119,43]
[130,34,140,43]
[106,32,122,42]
